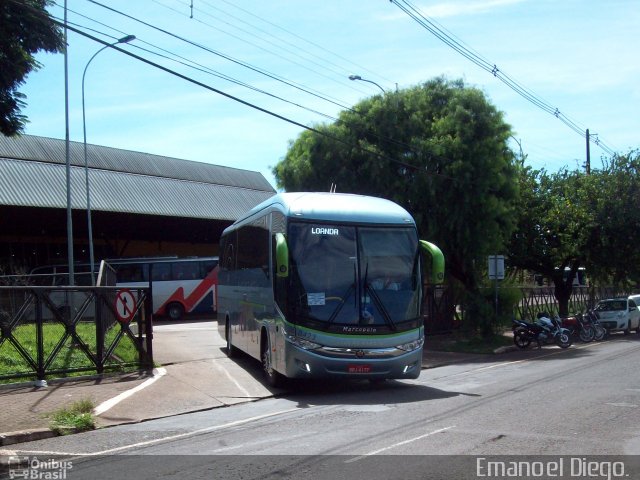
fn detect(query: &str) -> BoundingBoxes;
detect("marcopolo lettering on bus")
[311,227,339,235]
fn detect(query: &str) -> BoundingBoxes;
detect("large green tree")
[274,77,521,331]
[509,151,640,316]
[508,165,594,315]
[585,151,640,286]
[0,0,63,136]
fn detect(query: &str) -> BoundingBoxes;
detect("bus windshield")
[288,223,420,328]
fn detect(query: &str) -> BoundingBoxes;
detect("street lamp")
[82,35,135,284]
[348,74,386,94]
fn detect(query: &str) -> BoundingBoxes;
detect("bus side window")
[177,263,199,280]
[117,264,145,282]
[152,263,171,281]
[225,247,234,270]
[271,212,287,308]
[237,223,270,287]
[201,261,218,277]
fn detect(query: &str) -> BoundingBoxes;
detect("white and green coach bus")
[217,192,444,386]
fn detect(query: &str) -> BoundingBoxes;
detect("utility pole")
[585,128,591,175]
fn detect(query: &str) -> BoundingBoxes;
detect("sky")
[19,0,640,190]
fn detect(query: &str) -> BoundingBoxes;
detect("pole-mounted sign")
[488,255,505,280]
[114,288,136,323]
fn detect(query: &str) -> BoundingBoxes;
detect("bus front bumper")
[284,345,423,380]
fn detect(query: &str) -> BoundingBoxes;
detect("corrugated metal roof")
[0,134,275,192]
[0,135,276,220]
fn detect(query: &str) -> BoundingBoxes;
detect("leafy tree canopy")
[274,77,521,302]
[0,0,63,136]
[509,150,640,315]
[585,151,640,285]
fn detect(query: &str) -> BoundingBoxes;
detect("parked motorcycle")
[561,313,595,342]
[583,309,608,341]
[512,314,572,349]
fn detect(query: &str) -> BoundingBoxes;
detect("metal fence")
[422,284,631,334]
[514,286,632,320]
[423,284,463,334]
[0,285,153,383]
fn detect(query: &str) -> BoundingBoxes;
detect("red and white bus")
[30,256,219,321]
[108,257,219,320]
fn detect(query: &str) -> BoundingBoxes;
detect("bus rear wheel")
[225,319,235,358]
[261,332,283,388]
[166,302,184,321]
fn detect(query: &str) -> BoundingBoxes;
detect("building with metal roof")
[0,134,276,273]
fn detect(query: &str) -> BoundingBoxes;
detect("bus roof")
[30,256,218,274]
[105,256,218,265]
[229,192,416,227]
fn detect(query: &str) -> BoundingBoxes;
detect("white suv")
[594,297,640,334]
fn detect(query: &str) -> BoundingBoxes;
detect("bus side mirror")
[275,233,289,278]
[419,240,445,285]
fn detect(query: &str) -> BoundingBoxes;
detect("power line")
[158,0,375,95]
[57,2,447,170]
[215,0,396,86]
[51,19,474,187]
[81,0,356,113]
[390,0,618,158]
[151,0,366,98]
[56,10,342,123]
[197,0,395,88]
[26,0,509,190]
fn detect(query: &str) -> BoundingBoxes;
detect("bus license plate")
[348,365,371,374]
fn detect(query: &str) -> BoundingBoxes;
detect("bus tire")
[166,302,184,321]
[261,330,283,388]
[225,319,235,358]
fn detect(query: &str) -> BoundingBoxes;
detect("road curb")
[0,428,57,447]
[494,345,518,354]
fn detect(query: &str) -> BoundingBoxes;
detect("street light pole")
[348,74,386,94]
[64,0,74,286]
[82,35,135,284]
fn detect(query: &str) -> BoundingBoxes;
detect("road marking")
[9,407,299,457]
[93,367,167,416]
[606,403,638,408]
[211,359,253,397]
[345,425,455,463]
[419,342,602,383]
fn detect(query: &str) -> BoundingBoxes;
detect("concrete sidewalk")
[0,323,503,447]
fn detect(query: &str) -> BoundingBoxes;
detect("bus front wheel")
[166,302,184,321]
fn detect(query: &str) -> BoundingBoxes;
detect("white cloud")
[380,0,526,21]
[419,0,526,18]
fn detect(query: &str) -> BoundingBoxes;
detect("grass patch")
[426,331,514,354]
[49,399,96,435]
[0,322,143,383]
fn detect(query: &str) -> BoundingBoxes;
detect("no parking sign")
[114,288,136,323]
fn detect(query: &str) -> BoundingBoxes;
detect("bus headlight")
[396,337,424,352]
[285,334,321,350]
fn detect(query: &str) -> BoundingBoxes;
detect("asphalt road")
[4,328,640,479]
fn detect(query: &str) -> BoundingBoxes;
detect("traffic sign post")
[488,255,505,319]
[488,255,505,280]
[114,288,136,323]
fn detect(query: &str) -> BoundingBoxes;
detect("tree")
[274,77,521,332]
[0,0,63,136]
[509,152,640,316]
[508,166,595,316]
[585,151,640,286]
